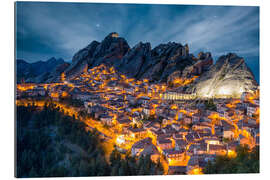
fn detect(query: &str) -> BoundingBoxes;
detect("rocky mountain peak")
[27,33,258,97]
[151,42,189,59]
[197,52,211,60]
[186,53,257,98]
[117,41,152,78]
[218,53,244,65]
[94,32,129,57]
[71,41,100,63]
[134,41,151,50]
[106,32,119,38]
[63,33,130,79]
[47,57,57,62]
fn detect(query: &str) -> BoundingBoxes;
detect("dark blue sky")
[15,2,259,82]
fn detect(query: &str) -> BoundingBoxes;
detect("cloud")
[16,2,259,66]
[125,5,259,60]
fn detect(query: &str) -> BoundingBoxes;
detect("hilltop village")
[16,64,260,175]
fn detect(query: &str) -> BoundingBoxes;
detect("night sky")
[15,2,260,83]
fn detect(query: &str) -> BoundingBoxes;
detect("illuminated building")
[157,138,173,150]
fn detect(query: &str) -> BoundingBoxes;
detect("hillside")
[18,32,258,96]
[16,57,68,83]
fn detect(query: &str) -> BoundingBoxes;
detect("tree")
[204,99,217,111]
[111,165,119,176]
[203,145,259,174]
[16,103,109,177]
[109,148,121,166]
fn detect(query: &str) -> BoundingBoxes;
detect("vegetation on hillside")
[204,99,217,111]
[16,102,163,177]
[203,145,259,174]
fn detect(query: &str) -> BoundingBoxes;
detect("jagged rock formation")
[64,41,100,79]
[140,42,193,82]
[90,32,129,67]
[181,52,213,77]
[18,32,258,97]
[65,33,199,83]
[186,53,258,98]
[117,42,152,79]
[64,32,129,79]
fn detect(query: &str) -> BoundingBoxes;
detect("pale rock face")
[188,53,258,98]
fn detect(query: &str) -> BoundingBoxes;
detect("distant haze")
[15,2,259,83]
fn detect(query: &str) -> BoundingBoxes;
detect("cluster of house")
[84,89,259,174]
[16,84,47,98]
[16,64,260,175]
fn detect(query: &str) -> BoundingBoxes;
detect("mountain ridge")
[17,32,258,97]
[64,32,204,83]
[16,57,68,83]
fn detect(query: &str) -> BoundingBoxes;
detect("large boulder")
[187,53,258,98]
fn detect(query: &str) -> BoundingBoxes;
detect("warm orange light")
[17,63,260,176]
[189,168,203,175]
[61,72,66,82]
[143,79,149,83]
[227,150,237,158]
[171,104,178,110]
[17,84,35,91]
[171,76,198,87]
[50,92,59,98]
[242,129,250,138]
[62,91,68,97]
